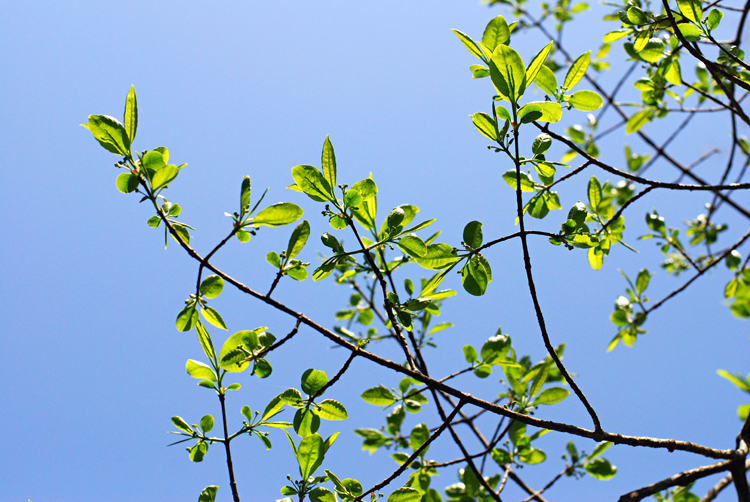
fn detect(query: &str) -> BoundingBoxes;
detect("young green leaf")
[414,243,458,270]
[482,15,511,51]
[151,165,179,190]
[471,112,498,140]
[585,457,617,480]
[301,368,329,396]
[200,275,224,299]
[201,306,227,330]
[490,44,527,102]
[461,257,489,296]
[563,51,591,90]
[361,385,396,406]
[291,165,333,202]
[116,173,140,193]
[502,170,536,191]
[625,110,653,134]
[677,0,703,23]
[321,135,337,190]
[532,387,570,405]
[240,176,251,215]
[316,400,348,420]
[297,433,325,479]
[176,304,198,332]
[84,115,130,156]
[534,65,558,96]
[171,416,193,434]
[387,487,422,502]
[200,414,214,433]
[195,320,216,361]
[532,134,552,155]
[452,29,487,62]
[252,203,303,227]
[463,221,484,248]
[525,41,553,87]
[198,486,218,502]
[398,234,429,258]
[568,90,603,111]
[186,359,217,381]
[409,423,430,452]
[124,85,138,143]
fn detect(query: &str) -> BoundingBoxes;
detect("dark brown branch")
[515,112,603,436]
[700,459,750,501]
[617,459,734,502]
[155,213,738,459]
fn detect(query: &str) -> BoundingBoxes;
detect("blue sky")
[1,1,749,501]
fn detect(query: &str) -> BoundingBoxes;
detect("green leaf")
[491,449,511,466]
[143,149,166,174]
[297,433,325,479]
[254,358,273,378]
[84,115,130,155]
[189,440,208,462]
[588,246,604,270]
[176,304,198,332]
[147,216,161,228]
[218,328,266,373]
[200,275,224,299]
[625,110,652,134]
[635,269,650,293]
[532,387,570,405]
[532,134,552,155]
[585,457,617,480]
[638,39,666,63]
[317,400,348,420]
[309,487,337,502]
[534,65,558,95]
[563,51,591,90]
[463,345,477,363]
[294,408,320,437]
[568,90,603,111]
[171,416,193,434]
[677,0,703,23]
[526,41,554,88]
[240,176,251,215]
[529,363,550,398]
[267,251,281,268]
[195,321,216,361]
[482,15,510,51]
[627,6,650,25]
[677,23,702,41]
[116,172,140,193]
[260,396,285,423]
[707,9,723,30]
[409,423,430,452]
[452,29,486,61]
[717,370,750,391]
[398,234,428,258]
[291,165,333,202]
[414,243,458,270]
[361,385,396,405]
[253,203,303,227]
[463,221,484,248]
[520,102,562,123]
[502,170,535,192]
[588,177,602,211]
[186,359,217,381]
[387,487,422,502]
[152,165,179,190]
[587,441,613,460]
[518,448,546,464]
[200,414,214,433]
[198,486,218,502]
[490,44,527,102]
[321,135,337,190]
[124,85,138,144]
[603,30,630,43]
[471,112,497,140]
[313,261,336,282]
[301,368,329,396]
[461,257,489,296]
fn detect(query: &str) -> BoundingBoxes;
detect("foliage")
[84,1,750,500]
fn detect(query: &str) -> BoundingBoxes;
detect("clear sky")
[1,1,748,501]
